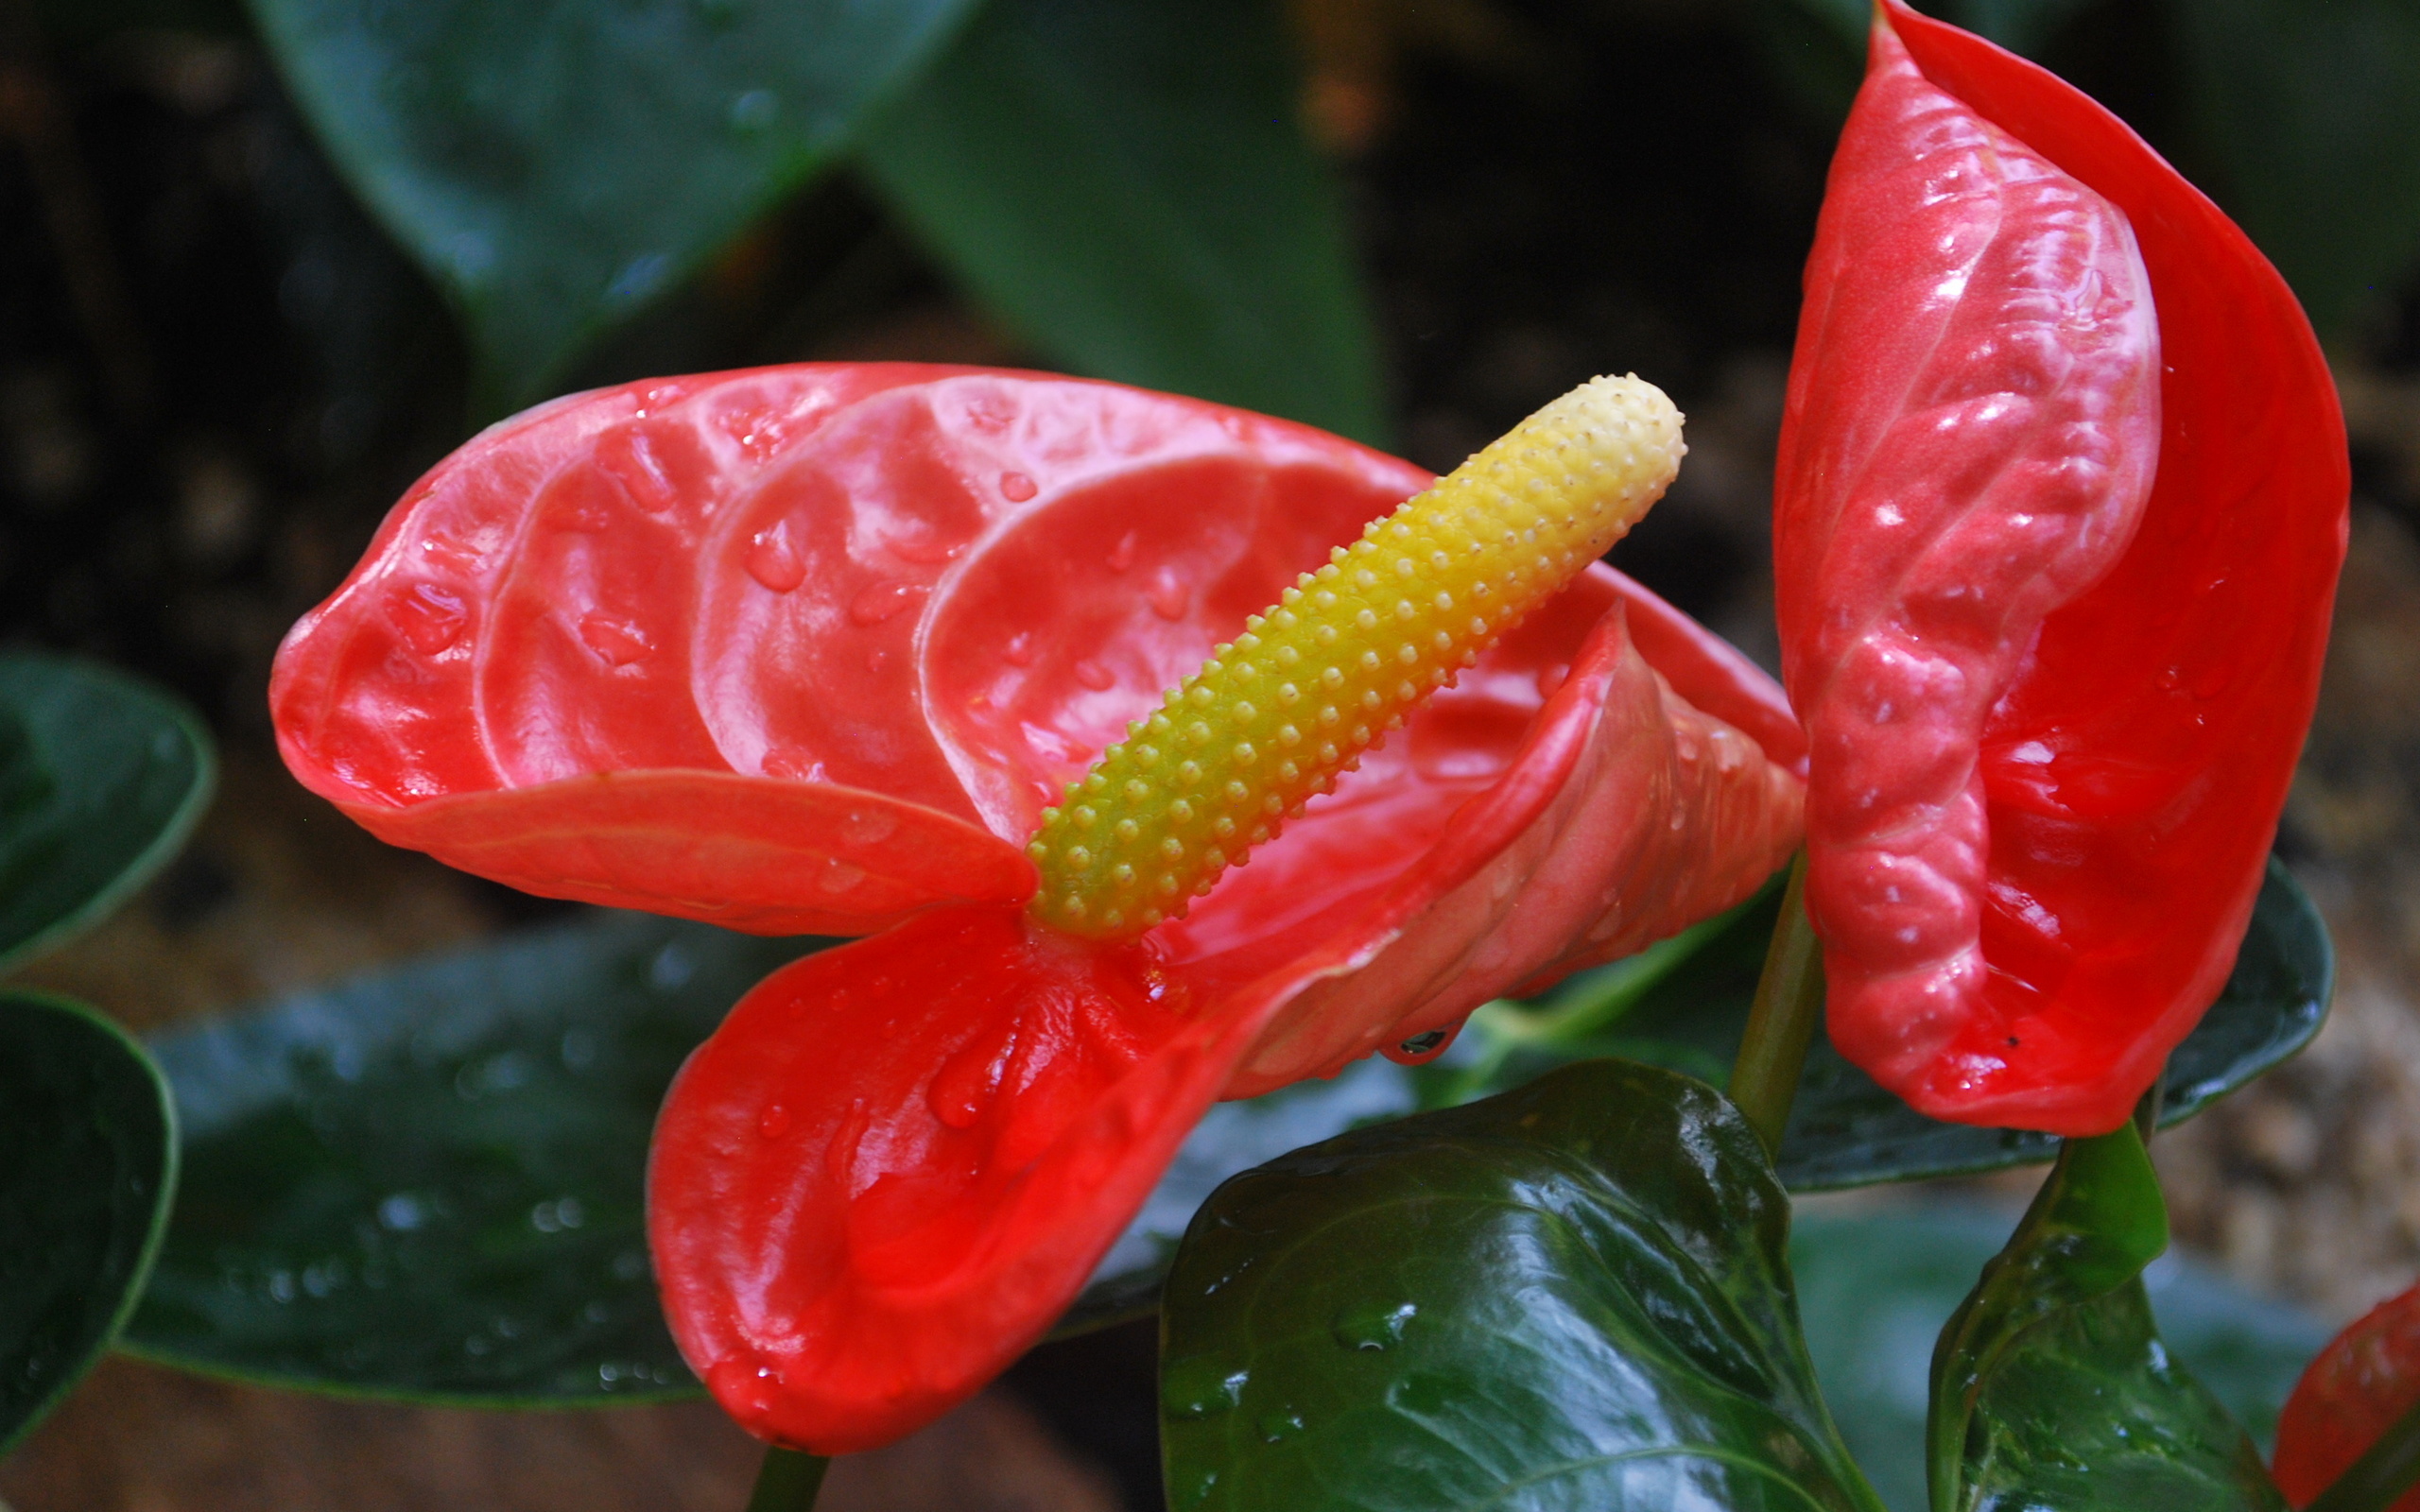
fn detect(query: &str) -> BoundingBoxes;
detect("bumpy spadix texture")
[1028,375,1684,939]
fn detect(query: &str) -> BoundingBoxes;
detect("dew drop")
[818,857,867,895]
[850,579,928,626]
[2154,665,2184,693]
[1257,1409,1305,1442]
[1105,530,1138,572]
[1074,661,1116,691]
[746,519,805,592]
[1161,1358,1249,1418]
[999,470,1038,502]
[1536,662,1570,699]
[1148,565,1191,621]
[1005,631,1037,666]
[579,613,656,667]
[388,581,467,654]
[1332,1298,1417,1351]
[841,808,898,846]
[758,1104,792,1141]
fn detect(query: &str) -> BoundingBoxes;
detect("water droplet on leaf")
[1332,1298,1417,1350]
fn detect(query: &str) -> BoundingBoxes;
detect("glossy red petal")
[272,366,1422,932]
[345,773,1029,935]
[2273,1280,2420,1510]
[1777,5,2346,1134]
[648,905,1268,1452]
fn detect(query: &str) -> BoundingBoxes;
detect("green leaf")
[1790,1210,2326,1512]
[1157,1058,1886,1512]
[2170,0,2420,338]
[856,0,1389,445]
[1064,858,2328,1330]
[0,652,215,973]
[122,911,820,1403]
[0,989,178,1453]
[246,0,981,411]
[1929,1124,2286,1512]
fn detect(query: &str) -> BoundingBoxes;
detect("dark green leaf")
[1929,1125,2285,1512]
[246,0,980,410]
[122,911,820,1403]
[856,0,1389,445]
[0,989,178,1453]
[1066,858,2327,1329]
[1158,1059,1886,1512]
[1791,1209,2325,1512]
[0,651,214,973]
[2172,0,2420,338]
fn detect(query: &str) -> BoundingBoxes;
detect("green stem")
[2308,1397,2420,1512]
[1727,851,1824,1160]
[746,1448,828,1512]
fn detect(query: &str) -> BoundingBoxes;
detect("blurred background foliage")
[5,0,2418,745]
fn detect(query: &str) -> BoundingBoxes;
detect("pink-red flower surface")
[2274,1280,2420,1510]
[1773,0,2347,1137]
[272,365,1806,1451]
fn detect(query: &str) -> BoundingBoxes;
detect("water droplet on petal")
[1536,662,1569,699]
[746,519,805,592]
[1005,631,1037,666]
[1074,661,1115,691]
[998,470,1037,502]
[1105,531,1138,572]
[818,857,866,895]
[579,613,656,667]
[1148,565,1191,621]
[841,808,898,846]
[2155,665,2184,692]
[388,581,467,653]
[850,579,928,626]
[758,1104,792,1140]
[1333,1298,1417,1351]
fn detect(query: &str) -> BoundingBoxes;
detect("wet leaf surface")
[1156,1058,1884,1512]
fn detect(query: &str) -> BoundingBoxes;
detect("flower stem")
[746,1448,828,1512]
[1727,851,1824,1160]
[2308,1398,2420,1512]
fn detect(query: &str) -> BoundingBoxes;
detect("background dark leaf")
[1929,1125,2286,1511]
[0,989,178,1453]
[1158,1059,1884,1512]
[857,0,1389,443]
[123,911,819,1403]
[0,651,214,974]
[244,0,981,410]
[2172,0,2420,339]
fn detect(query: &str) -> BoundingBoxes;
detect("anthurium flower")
[271,364,1806,1451]
[1772,0,2347,1136]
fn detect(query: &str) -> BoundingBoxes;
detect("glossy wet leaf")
[2173,0,2420,337]
[1158,1059,1885,1512]
[0,651,215,973]
[247,0,979,410]
[857,0,1387,445]
[1930,1124,2285,1511]
[123,911,820,1402]
[1792,1210,2325,1512]
[0,990,178,1453]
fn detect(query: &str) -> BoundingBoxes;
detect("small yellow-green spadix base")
[1026,374,1685,940]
